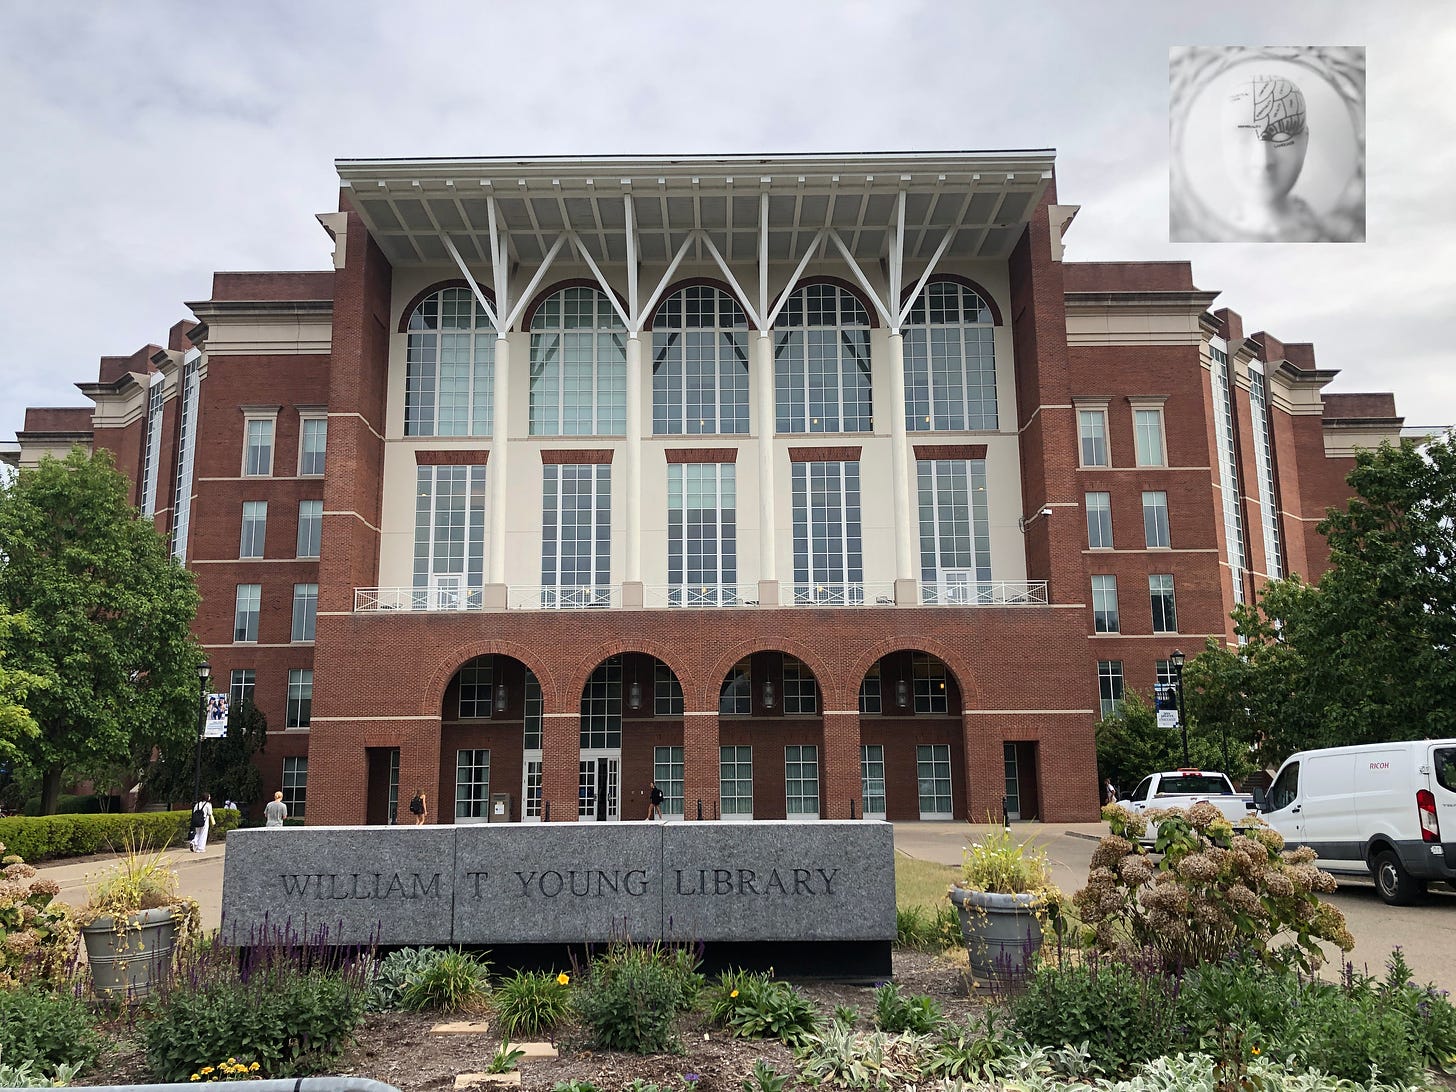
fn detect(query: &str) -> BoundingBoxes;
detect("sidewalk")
[38,842,229,932]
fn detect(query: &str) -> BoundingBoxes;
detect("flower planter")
[81,906,179,999]
[949,886,1044,981]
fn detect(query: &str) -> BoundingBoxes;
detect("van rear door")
[1427,745,1456,860]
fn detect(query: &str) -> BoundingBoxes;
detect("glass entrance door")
[1003,741,1021,820]
[579,754,620,821]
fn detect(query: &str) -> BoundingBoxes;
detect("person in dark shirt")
[647,781,665,821]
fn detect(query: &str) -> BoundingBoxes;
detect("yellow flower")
[227,1058,237,1065]
[201,1067,214,1075]
[557,972,569,986]
[250,1063,261,1071]
[730,989,738,998]
[190,1076,200,1082]
[1252,1046,1261,1056]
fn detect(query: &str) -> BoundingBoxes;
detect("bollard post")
[544,800,551,823]
[696,798,703,821]
[850,798,857,820]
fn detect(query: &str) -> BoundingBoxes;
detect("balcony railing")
[354,586,486,612]
[643,584,752,608]
[508,585,620,610]
[921,580,1050,606]
[789,582,896,606]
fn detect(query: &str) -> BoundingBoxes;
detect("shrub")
[928,1010,1024,1082]
[1012,958,1179,1074]
[0,1059,84,1088]
[1078,804,1353,972]
[1277,985,1421,1086]
[399,949,491,1013]
[872,982,942,1034]
[0,810,239,863]
[796,1025,932,1088]
[895,905,957,951]
[714,971,819,1047]
[572,942,690,1054]
[494,970,571,1038]
[365,946,444,1012]
[143,927,369,1080]
[0,984,103,1075]
[0,840,78,987]
[1175,956,1304,1051]
[742,1059,789,1092]
[960,823,1054,894]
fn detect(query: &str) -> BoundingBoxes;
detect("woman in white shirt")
[189,793,214,853]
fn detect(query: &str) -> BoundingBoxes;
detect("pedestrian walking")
[264,790,288,828]
[409,790,427,825]
[189,792,214,853]
[1104,777,1118,805]
[646,780,664,821]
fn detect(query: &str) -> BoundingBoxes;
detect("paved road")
[36,823,1456,992]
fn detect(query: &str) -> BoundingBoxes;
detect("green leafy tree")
[147,699,267,813]
[0,448,202,813]
[0,612,47,768]
[1095,692,1233,796]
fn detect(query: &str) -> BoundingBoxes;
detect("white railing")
[642,584,752,608]
[789,581,896,607]
[354,586,486,612]
[508,585,619,610]
[921,580,1050,606]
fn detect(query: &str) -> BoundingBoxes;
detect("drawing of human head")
[1220,74,1309,206]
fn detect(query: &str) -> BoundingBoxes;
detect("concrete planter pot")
[80,906,180,999]
[949,886,1044,981]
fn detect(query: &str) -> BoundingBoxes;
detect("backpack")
[190,805,206,829]
[409,793,424,816]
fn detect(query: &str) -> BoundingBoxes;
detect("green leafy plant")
[551,1082,600,1092]
[0,809,240,863]
[741,1059,788,1092]
[0,840,77,986]
[872,982,942,1035]
[0,1058,84,1088]
[494,969,571,1038]
[188,1057,263,1081]
[486,1042,526,1074]
[1081,804,1353,973]
[0,983,103,1076]
[572,942,692,1054]
[795,1025,932,1089]
[365,946,445,1011]
[833,1004,858,1029]
[1012,959,1179,1075]
[929,1009,1023,1082]
[705,968,755,1025]
[718,972,819,1047]
[959,823,1054,894]
[399,949,491,1013]
[75,835,201,963]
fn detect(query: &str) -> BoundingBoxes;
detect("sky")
[2,0,1453,446]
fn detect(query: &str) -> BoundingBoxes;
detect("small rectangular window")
[240,501,267,559]
[243,418,275,477]
[1091,574,1119,633]
[1142,491,1171,549]
[229,668,256,707]
[1134,408,1166,467]
[299,417,327,476]
[291,583,318,642]
[1086,492,1113,549]
[1098,660,1125,717]
[287,669,313,728]
[296,500,323,559]
[1149,574,1178,633]
[1078,408,1108,467]
[654,663,684,716]
[234,584,261,643]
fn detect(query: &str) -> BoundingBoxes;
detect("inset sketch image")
[1170,46,1365,242]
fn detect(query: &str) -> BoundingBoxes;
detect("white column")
[754,331,777,595]
[886,332,916,600]
[488,335,510,591]
[625,333,644,589]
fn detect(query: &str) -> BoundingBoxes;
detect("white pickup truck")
[1117,769,1259,839]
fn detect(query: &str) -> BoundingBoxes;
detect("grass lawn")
[895,852,958,910]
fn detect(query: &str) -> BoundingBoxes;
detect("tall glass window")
[1149,574,1178,633]
[654,746,685,816]
[299,417,327,475]
[774,283,872,433]
[455,749,491,821]
[912,652,949,713]
[243,418,274,477]
[1092,574,1119,633]
[667,462,736,605]
[457,656,493,718]
[1142,491,1170,548]
[290,583,317,642]
[903,280,998,431]
[1098,660,1125,717]
[542,463,611,606]
[233,584,260,642]
[916,744,953,819]
[785,745,820,816]
[286,669,313,728]
[523,670,543,749]
[917,458,991,603]
[720,746,753,818]
[791,460,862,604]
[405,286,495,437]
[580,656,622,749]
[170,353,200,561]
[1210,343,1246,604]
[1248,365,1284,579]
[240,501,267,559]
[1086,491,1113,549]
[1134,408,1166,466]
[229,668,255,707]
[652,285,749,435]
[297,499,323,559]
[783,657,818,715]
[529,286,626,436]
[1078,408,1109,467]
[861,745,886,817]
[859,669,882,714]
[140,374,164,517]
[281,757,307,818]
[414,465,487,604]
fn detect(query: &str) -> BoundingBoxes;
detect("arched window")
[405,286,495,436]
[903,281,998,432]
[651,285,750,435]
[774,283,872,433]
[530,287,627,436]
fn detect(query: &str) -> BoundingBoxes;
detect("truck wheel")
[1373,849,1426,905]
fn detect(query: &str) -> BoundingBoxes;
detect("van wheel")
[1373,849,1426,905]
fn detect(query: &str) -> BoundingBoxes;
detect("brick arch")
[642,277,759,333]
[772,276,881,329]
[520,279,631,332]
[561,638,696,715]
[395,278,497,334]
[704,639,837,715]
[424,643,559,716]
[842,635,981,713]
[898,273,1004,326]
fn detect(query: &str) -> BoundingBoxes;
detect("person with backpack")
[646,780,665,821]
[189,792,214,853]
[409,790,427,825]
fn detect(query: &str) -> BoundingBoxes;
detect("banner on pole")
[204,693,229,738]
[1157,709,1181,729]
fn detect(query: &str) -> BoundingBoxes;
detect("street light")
[1170,649,1188,767]
[191,662,210,806]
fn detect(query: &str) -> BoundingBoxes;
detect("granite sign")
[220,821,895,952]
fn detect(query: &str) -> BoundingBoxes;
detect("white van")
[1258,739,1456,905]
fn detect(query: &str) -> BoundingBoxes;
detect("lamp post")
[1170,649,1188,767]
[192,662,211,806]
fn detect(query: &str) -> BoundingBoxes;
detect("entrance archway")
[717,651,825,820]
[579,653,686,822]
[439,654,541,824]
[858,650,963,821]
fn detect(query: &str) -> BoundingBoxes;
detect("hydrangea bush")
[0,839,77,987]
[1076,802,1354,972]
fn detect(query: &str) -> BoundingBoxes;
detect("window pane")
[1078,410,1107,467]
[297,500,323,558]
[1142,491,1170,549]
[903,281,997,431]
[774,284,872,434]
[407,288,495,437]
[1086,492,1113,549]
[530,288,625,437]
[291,583,317,642]
[287,669,313,728]
[244,419,275,476]
[282,757,307,817]
[233,584,260,642]
[1134,408,1165,467]
[1092,574,1119,633]
[240,501,267,559]
[300,417,328,475]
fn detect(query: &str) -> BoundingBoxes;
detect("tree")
[147,699,267,813]
[0,612,47,768]
[0,448,203,813]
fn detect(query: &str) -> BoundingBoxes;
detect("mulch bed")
[80,949,984,1092]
